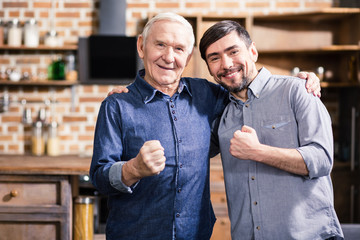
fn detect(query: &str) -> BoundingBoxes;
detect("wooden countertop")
[0,155,91,175]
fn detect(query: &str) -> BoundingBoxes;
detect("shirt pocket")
[260,115,296,148]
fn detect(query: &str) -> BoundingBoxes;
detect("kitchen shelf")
[320,81,360,88]
[0,44,77,51]
[0,80,78,86]
[260,45,360,54]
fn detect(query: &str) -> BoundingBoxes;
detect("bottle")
[24,19,39,47]
[52,56,65,80]
[47,121,60,156]
[65,53,78,81]
[31,121,45,156]
[7,19,22,47]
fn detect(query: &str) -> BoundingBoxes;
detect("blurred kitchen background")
[0,0,359,239]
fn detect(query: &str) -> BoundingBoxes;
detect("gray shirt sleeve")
[109,161,139,193]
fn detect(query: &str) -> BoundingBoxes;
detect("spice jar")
[31,121,45,156]
[24,19,39,47]
[7,19,22,47]
[47,121,60,156]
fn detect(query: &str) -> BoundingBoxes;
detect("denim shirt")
[216,68,344,240]
[90,70,227,240]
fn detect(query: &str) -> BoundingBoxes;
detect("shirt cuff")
[109,161,138,193]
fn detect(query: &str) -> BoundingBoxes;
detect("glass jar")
[24,19,39,47]
[74,196,94,240]
[7,19,22,47]
[44,30,59,47]
[47,121,60,156]
[31,121,45,156]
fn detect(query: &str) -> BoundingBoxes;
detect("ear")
[249,42,258,63]
[137,35,145,59]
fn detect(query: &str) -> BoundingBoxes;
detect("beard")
[216,66,251,93]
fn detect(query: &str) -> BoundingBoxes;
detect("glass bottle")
[31,121,45,156]
[24,18,39,47]
[52,56,65,80]
[65,53,78,81]
[47,121,60,156]
[7,19,22,47]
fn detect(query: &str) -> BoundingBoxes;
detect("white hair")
[141,12,195,54]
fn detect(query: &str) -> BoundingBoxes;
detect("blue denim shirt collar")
[134,69,192,104]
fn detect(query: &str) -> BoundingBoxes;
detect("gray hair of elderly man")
[140,12,195,54]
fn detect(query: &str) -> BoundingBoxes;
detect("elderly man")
[200,20,343,239]
[92,13,321,240]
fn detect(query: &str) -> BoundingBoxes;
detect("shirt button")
[178,188,181,193]
[256,226,260,230]
[176,213,180,217]
[174,117,177,121]
[253,201,258,205]
[178,139,182,143]
[272,125,275,129]
[251,176,255,180]
[172,110,175,114]
[245,104,249,108]
[171,104,174,108]
[179,163,183,168]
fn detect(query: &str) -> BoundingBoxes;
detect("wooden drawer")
[0,181,58,206]
[0,222,58,240]
[0,174,72,240]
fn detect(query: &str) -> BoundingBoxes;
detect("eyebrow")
[206,44,239,60]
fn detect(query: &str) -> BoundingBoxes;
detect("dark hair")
[199,20,252,61]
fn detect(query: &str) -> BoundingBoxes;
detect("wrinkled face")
[137,20,193,91]
[205,31,258,93]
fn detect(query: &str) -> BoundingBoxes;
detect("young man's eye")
[209,57,219,62]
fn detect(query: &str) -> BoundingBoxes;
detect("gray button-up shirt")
[216,68,344,239]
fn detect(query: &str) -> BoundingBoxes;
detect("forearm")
[121,158,142,187]
[254,144,309,176]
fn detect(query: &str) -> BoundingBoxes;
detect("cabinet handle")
[10,190,18,198]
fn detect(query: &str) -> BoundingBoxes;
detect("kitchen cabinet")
[0,155,91,240]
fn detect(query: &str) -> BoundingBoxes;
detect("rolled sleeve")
[294,84,334,179]
[109,161,138,193]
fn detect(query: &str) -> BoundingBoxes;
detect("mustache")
[217,66,243,79]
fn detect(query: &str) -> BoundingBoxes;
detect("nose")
[162,47,175,63]
[221,55,233,70]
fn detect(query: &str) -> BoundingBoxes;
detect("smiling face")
[205,31,259,99]
[137,20,193,96]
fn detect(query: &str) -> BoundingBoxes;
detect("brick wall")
[0,0,334,155]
